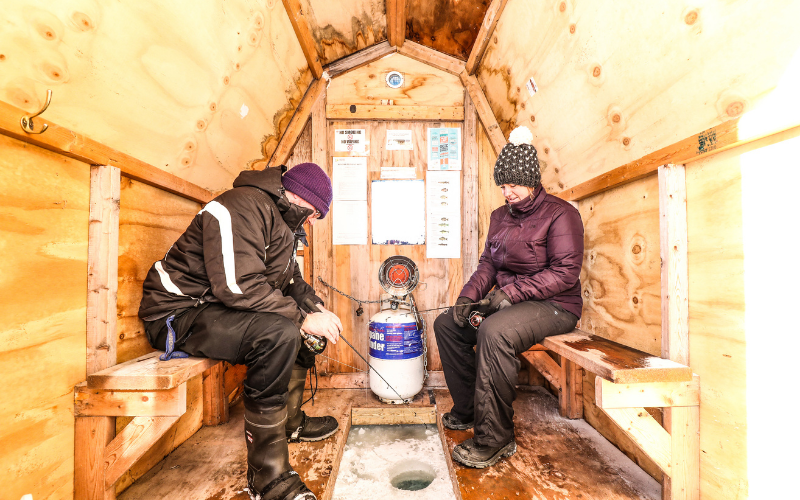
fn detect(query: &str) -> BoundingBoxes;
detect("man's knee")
[249,314,301,352]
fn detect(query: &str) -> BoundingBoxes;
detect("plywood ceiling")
[405,0,490,60]
[300,0,388,66]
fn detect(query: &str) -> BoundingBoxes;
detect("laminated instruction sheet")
[426,170,461,258]
[332,157,368,245]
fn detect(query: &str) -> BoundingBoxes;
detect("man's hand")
[485,289,512,315]
[301,304,342,344]
[452,296,474,328]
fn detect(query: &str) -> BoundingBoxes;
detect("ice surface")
[331,424,457,500]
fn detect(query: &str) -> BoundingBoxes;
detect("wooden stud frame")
[269,78,328,168]
[461,92,480,281]
[386,0,407,48]
[465,0,509,75]
[281,0,323,79]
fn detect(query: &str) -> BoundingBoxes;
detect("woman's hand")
[452,296,474,327]
[485,289,512,314]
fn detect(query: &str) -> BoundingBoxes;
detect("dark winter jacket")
[460,186,584,318]
[138,166,322,328]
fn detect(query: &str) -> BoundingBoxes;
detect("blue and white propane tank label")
[368,322,423,360]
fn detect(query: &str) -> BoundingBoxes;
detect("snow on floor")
[332,424,457,500]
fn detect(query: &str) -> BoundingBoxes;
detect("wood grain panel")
[117,178,201,364]
[0,134,89,500]
[299,0,388,66]
[317,120,466,374]
[0,1,311,192]
[578,175,662,356]
[477,0,800,195]
[686,153,746,499]
[477,123,504,253]
[327,53,464,108]
[405,0,490,60]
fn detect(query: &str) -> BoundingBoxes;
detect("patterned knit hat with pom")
[493,126,541,188]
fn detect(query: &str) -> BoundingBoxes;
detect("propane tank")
[368,256,424,404]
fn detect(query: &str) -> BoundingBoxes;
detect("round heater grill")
[378,256,419,296]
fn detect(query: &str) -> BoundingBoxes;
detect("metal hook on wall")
[20,89,53,134]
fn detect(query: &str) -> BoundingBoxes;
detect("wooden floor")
[119,386,659,500]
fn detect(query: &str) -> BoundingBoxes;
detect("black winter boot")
[451,438,517,469]
[285,366,339,442]
[244,397,316,500]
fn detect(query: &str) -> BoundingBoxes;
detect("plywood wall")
[686,151,746,499]
[299,0,387,66]
[0,0,312,192]
[314,120,464,375]
[405,0,490,60]
[327,53,464,107]
[477,123,504,251]
[0,135,90,500]
[478,0,800,194]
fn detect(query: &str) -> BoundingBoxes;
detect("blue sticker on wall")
[368,322,423,360]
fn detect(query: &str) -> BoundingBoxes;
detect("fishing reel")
[300,298,327,355]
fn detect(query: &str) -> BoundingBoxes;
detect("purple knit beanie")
[281,163,333,219]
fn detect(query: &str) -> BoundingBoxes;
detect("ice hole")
[331,424,456,500]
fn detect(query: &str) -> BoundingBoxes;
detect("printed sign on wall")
[427,128,461,171]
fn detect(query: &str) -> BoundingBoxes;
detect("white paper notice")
[333,201,368,245]
[427,127,461,170]
[334,128,367,153]
[386,130,413,150]
[426,170,461,259]
[371,180,426,245]
[380,167,417,179]
[333,157,367,200]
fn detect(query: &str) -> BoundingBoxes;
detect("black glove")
[485,289,512,315]
[452,296,474,328]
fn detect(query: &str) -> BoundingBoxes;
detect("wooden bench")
[74,352,230,500]
[520,329,699,500]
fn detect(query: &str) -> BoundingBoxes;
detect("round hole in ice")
[389,460,435,491]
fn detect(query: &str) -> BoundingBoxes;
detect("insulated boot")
[442,412,474,430]
[244,397,316,500]
[285,366,339,442]
[451,438,517,469]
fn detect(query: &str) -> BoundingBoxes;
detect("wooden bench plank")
[104,416,180,489]
[87,352,219,391]
[520,350,561,390]
[542,330,692,384]
[75,381,187,417]
[601,407,672,474]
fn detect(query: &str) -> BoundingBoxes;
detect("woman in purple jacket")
[434,126,584,468]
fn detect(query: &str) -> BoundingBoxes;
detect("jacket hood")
[232,166,285,197]
[232,166,312,232]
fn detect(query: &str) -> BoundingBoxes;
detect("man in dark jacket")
[434,126,584,469]
[139,163,341,500]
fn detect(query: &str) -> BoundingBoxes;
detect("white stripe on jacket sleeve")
[155,261,185,296]
[199,201,244,295]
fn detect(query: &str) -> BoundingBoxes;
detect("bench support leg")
[203,362,229,426]
[560,358,583,419]
[75,416,116,500]
[662,406,700,500]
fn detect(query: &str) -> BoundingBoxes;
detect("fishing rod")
[301,298,406,402]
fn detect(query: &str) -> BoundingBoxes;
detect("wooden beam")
[520,350,562,391]
[324,41,396,78]
[465,0,509,75]
[601,407,672,474]
[560,358,583,419]
[87,165,120,375]
[462,92,479,281]
[351,406,436,425]
[326,104,464,121]
[104,416,180,489]
[659,164,689,364]
[386,0,407,48]
[0,100,213,204]
[460,71,506,155]
[268,78,327,168]
[664,405,701,499]
[398,40,466,76]
[542,330,693,384]
[556,119,800,202]
[202,363,229,426]
[281,0,323,79]
[87,352,219,391]
[75,416,116,500]
[74,382,187,417]
[595,376,700,409]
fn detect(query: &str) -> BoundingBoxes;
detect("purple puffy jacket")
[460,186,584,318]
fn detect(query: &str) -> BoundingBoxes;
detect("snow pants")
[434,300,578,447]
[144,303,315,409]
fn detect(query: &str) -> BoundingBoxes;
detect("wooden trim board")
[466,0,509,75]
[397,40,466,76]
[326,104,464,121]
[324,41,397,78]
[281,0,323,79]
[269,78,327,167]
